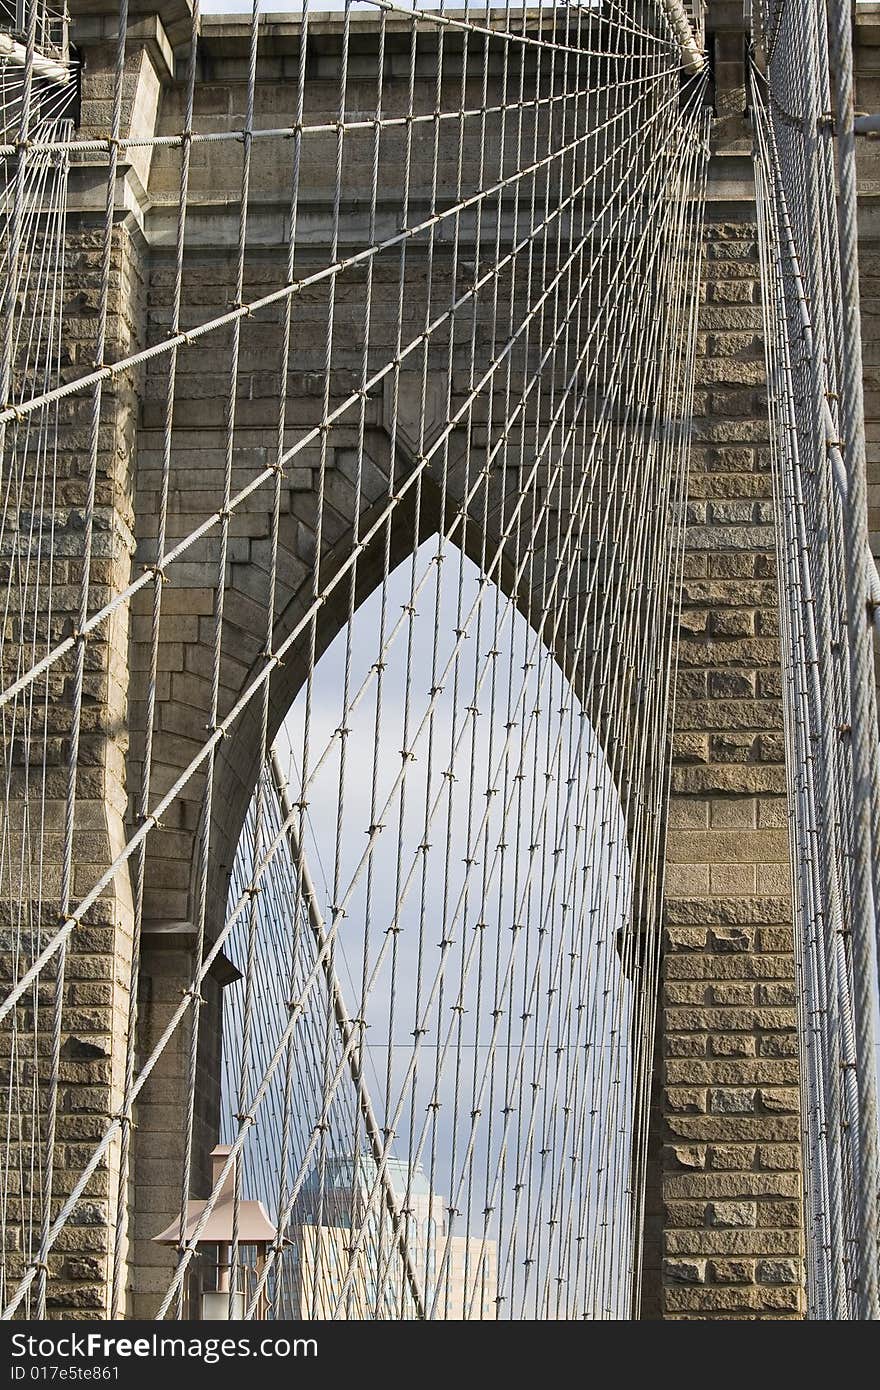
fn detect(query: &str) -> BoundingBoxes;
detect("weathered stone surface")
[710,1088,758,1114]
[664,1284,800,1313]
[10,0,817,1327]
[667,1088,709,1115]
[756,1259,800,1285]
[653,76,804,1313]
[710,1259,755,1284]
[668,1114,800,1143]
[664,1258,707,1284]
[708,1144,756,1171]
[667,1227,801,1256]
[707,1201,758,1229]
[668,1144,708,1170]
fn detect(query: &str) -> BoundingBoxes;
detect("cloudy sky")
[222,536,637,1317]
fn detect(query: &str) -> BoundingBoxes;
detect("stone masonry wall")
[0,216,143,1314]
[0,10,175,1316]
[655,203,805,1319]
[1,2,815,1321]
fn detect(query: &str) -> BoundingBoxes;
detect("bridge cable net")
[0,1,708,1318]
[751,0,880,1321]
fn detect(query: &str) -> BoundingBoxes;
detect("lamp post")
[153,1145,281,1319]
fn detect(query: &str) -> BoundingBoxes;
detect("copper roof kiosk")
[153,1145,281,1319]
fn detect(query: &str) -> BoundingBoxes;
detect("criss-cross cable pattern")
[0,0,711,1320]
[0,0,76,1320]
[751,0,880,1322]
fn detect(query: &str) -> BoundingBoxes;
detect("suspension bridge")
[0,0,879,1322]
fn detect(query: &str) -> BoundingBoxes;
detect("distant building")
[289,1154,497,1320]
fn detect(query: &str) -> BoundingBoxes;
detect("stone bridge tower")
[642,0,803,1319]
[14,0,880,1320]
